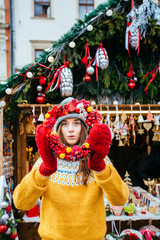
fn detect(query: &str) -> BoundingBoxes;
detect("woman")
[13,98,129,240]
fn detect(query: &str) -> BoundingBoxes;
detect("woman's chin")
[66,140,78,147]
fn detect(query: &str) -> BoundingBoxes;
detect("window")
[34,0,51,17]
[79,0,94,19]
[31,41,53,62]
[35,49,44,60]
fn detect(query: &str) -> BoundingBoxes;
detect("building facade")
[0,0,10,83]
[13,0,107,71]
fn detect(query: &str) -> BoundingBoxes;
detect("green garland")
[1,0,160,120]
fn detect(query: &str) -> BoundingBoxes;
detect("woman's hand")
[35,124,57,176]
[88,123,111,172]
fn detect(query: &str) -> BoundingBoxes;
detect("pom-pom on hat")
[43,97,103,133]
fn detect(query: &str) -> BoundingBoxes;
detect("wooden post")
[16,115,22,184]
[16,113,29,184]
[0,108,3,176]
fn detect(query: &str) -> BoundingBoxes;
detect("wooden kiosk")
[15,103,160,184]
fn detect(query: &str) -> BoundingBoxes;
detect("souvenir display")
[3,125,14,179]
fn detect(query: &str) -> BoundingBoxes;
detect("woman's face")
[60,118,81,147]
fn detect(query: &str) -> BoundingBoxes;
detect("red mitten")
[35,124,57,176]
[88,123,111,172]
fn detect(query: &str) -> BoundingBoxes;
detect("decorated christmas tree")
[124,171,133,190]
[0,177,19,240]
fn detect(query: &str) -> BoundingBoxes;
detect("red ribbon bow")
[44,59,69,94]
[140,229,155,240]
[125,230,139,240]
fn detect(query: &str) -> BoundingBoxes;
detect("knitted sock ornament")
[88,123,112,171]
[35,124,57,176]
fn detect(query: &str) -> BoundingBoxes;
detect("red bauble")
[6,205,11,213]
[39,77,46,86]
[128,79,136,90]
[84,74,91,82]
[10,232,18,239]
[81,56,88,65]
[0,225,8,233]
[36,96,46,103]
[126,71,133,78]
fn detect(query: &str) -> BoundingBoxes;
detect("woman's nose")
[68,124,74,132]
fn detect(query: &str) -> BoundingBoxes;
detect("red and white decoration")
[93,41,109,70]
[125,0,140,56]
[45,59,73,97]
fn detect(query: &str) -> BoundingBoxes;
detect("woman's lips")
[67,135,75,139]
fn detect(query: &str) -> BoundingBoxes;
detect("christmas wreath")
[43,99,103,161]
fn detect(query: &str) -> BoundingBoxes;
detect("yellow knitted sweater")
[13,158,129,240]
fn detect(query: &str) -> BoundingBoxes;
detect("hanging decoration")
[86,66,94,75]
[143,59,160,94]
[86,24,93,31]
[93,41,109,82]
[137,105,144,123]
[48,56,55,63]
[125,0,160,58]
[81,41,90,65]
[59,67,73,97]
[93,41,109,70]
[125,0,140,56]
[5,88,12,95]
[81,42,95,82]
[120,229,143,240]
[139,225,160,239]
[45,58,73,97]
[127,0,160,41]
[140,228,155,240]
[18,62,55,104]
[39,76,46,86]
[154,115,160,131]
[1,0,160,113]
[127,61,136,90]
[137,105,145,135]
[36,94,46,104]
[130,105,136,143]
[83,74,91,82]
[106,9,113,17]
[146,104,154,122]
[26,71,33,78]
[69,41,76,48]
[36,85,43,92]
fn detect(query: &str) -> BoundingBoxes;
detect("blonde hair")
[57,121,92,185]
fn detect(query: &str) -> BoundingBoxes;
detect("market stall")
[0,0,160,239]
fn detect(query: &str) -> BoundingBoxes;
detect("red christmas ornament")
[36,96,46,103]
[10,232,18,239]
[81,56,88,65]
[0,225,8,233]
[39,76,46,86]
[128,79,136,90]
[126,70,133,78]
[6,205,11,213]
[84,74,91,82]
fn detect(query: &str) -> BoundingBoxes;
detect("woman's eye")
[74,121,81,125]
[61,122,67,126]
